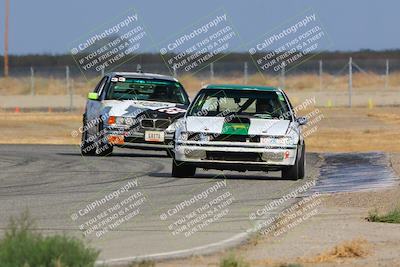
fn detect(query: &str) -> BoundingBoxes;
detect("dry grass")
[306,128,400,152]
[367,112,400,123]
[1,107,400,153]
[0,112,81,144]
[183,72,400,94]
[302,107,400,152]
[1,72,400,96]
[0,76,98,96]
[300,238,371,263]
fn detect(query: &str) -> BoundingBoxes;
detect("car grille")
[141,119,154,128]
[187,133,259,142]
[206,151,262,162]
[141,119,170,129]
[212,134,260,142]
[154,119,170,129]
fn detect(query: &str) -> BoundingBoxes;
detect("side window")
[281,92,295,119]
[98,77,110,99]
[203,97,219,112]
[94,77,107,93]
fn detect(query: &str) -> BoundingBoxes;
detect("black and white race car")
[80,72,190,156]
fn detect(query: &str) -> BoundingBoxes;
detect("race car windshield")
[188,89,292,120]
[106,78,189,104]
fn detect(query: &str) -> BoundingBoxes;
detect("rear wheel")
[172,160,196,177]
[282,144,305,180]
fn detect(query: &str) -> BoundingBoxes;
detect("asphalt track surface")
[0,145,398,265]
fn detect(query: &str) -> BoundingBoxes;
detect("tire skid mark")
[311,152,400,194]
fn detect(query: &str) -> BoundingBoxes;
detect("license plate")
[263,152,284,161]
[145,131,165,142]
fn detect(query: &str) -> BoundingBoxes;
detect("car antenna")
[136,64,143,73]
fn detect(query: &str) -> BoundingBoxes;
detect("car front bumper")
[105,128,174,150]
[174,141,298,170]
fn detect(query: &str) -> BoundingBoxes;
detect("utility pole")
[348,57,352,108]
[4,0,10,77]
[173,65,177,78]
[280,63,285,89]
[385,59,389,90]
[319,60,323,91]
[30,67,35,95]
[66,66,72,111]
[244,62,248,84]
[210,62,214,82]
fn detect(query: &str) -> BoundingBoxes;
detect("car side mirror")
[87,92,99,100]
[297,117,307,125]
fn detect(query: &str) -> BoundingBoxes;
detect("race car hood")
[101,100,188,120]
[185,116,291,136]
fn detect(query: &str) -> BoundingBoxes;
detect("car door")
[281,90,304,145]
[86,76,108,135]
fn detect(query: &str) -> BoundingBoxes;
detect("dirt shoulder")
[0,112,81,144]
[155,154,400,267]
[1,107,400,153]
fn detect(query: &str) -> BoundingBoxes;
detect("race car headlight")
[278,136,297,145]
[108,116,135,127]
[260,135,298,146]
[115,117,126,125]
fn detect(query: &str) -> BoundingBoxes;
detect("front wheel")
[95,121,113,156]
[281,144,305,180]
[172,160,196,177]
[96,142,113,156]
[81,119,96,156]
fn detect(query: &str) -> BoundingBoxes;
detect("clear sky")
[0,0,399,54]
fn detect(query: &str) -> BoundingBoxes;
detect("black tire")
[95,121,113,156]
[166,137,175,158]
[80,119,96,156]
[281,144,305,180]
[172,160,196,177]
[96,142,113,156]
[298,143,306,179]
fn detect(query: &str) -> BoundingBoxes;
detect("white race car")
[81,72,190,156]
[172,84,307,180]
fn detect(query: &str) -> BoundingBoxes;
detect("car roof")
[204,84,279,91]
[107,72,178,82]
